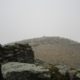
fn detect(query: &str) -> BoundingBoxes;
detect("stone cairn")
[0,43,34,64]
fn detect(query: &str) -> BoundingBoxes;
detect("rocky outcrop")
[0,42,80,80]
[0,43,34,64]
[1,62,80,80]
[2,62,50,80]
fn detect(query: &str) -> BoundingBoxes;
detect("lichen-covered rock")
[76,73,80,79]
[55,64,70,75]
[1,62,80,80]
[2,62,50,80]
[74,70,80,80]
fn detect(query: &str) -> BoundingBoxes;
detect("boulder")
[2,62,50,80]
[2,62,80,80]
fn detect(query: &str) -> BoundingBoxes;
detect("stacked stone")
[0,43,34,64]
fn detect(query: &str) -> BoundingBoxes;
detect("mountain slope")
[8,37,80,68]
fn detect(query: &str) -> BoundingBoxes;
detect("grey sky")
[0,0,80,44]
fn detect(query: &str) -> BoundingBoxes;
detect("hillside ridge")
[6,36,80,68]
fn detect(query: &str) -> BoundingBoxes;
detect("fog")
[0,0,80,44]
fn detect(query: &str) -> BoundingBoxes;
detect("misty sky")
[0,0,80,44]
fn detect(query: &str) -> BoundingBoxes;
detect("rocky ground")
[1,62,80,80]
[0,37,80,80]
[7,37,80,68]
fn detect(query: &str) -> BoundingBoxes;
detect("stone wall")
[0,43,34,64]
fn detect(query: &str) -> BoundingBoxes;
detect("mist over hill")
[7,36,80,68]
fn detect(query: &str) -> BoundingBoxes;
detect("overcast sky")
[0,0,80,44]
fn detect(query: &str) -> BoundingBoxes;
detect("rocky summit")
[0,37,80,80]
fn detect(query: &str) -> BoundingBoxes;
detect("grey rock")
[2,62,50,80]
[0,43,34,64]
